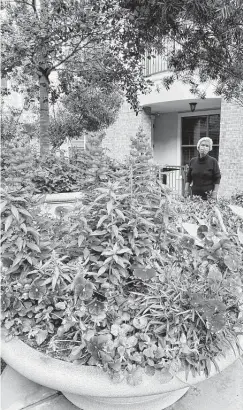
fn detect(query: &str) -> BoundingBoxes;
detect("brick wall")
[218,100,243,197]
[102,100,152,162]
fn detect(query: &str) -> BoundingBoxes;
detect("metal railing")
[143,51,170,76]
[157,165,189,197]
[143,40,177,77]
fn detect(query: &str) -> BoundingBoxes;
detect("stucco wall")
[218,100,243,197]
[102,100,151,162]
[153,112,178,165]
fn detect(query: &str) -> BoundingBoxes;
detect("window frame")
[177,109,221,166]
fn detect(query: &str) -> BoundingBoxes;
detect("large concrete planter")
[36,191,83,218]
[1,329,242,410]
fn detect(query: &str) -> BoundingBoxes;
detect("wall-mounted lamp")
[189,102,197,112]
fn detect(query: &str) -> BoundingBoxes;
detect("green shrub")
[1,133,122,194]
[1,138,36,192]
[1,130,243,386]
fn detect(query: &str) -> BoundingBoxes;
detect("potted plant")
[1,131,243,410]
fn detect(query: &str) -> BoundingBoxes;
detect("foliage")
[1,130,243,386]
[1,138,37,192]
[69,132,124,191]
[1,108,24,142]
[1,0,151,154]
[0,188,52,275]
[103,0,243,104]
[1,134,120,194]
[30,154,84,194]
[49,81,123,148]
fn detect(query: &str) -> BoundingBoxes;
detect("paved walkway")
[1,358,243,410]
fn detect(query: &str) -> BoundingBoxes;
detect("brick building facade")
[102,76,243,197]
[102,101,152,162]
[218,100,243,196]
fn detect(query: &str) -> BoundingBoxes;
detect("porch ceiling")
[144,98,221,114]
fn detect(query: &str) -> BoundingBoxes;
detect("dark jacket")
[186,154,221,197]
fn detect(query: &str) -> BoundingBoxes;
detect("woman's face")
[198,140,210,156]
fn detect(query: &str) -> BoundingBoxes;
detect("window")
[181,114,220,165]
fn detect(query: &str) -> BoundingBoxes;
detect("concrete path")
[1,358,243,410]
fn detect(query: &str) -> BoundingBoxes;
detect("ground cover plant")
[1,130,243,386]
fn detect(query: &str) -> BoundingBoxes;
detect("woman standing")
[184,137,221,200]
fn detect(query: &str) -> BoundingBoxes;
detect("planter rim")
[35,192,84,204]
[1,329,242,398]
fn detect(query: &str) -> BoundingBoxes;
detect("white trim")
[177,109,221,166]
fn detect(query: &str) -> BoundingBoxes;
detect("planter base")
[63,387,189,410]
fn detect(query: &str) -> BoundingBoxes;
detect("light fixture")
[189,102,197,112]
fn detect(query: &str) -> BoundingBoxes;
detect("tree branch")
[52,38,96,70]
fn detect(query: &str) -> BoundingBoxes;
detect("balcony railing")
[143,52,169,76]
[143,40,177,77]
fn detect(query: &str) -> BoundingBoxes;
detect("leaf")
[83,248,90,259]
[133,316,148,329]
[145,365,155,376]
[109,360,122,371]
[117,247,132,255]
[133,267,156,280]
[69,345,83,361]
[11,205,20,221]
[26,227,40,241]
[115,209,125,220]
[158,368,173,384]
[12,253,23,267]
[97,264,108,276]
[26,242,41,253]
[36,329,48,346]
[78,235,85,246]
[214,206,227,233]
[182,223,204,246]
[229,205,243,220]
[224,254,239,271]
[207,264,222,283]
[111,324,120,336]
[90,230,107,236]
[0,200,8,213]
[107,200,113,215]
[52,266,60,291]
[127,369,143,386]
[16,237,23,251]
[18,208,32,218]
[26,255,33,265]
[237,228,243,245]
[55,302,66,310]
[207,313,226,333]
[97,215,108,228]
[5,215,13,231]
[112,225,119,237]
[126,335,138,348]
[197,225,208,239]
[20,223,27,233]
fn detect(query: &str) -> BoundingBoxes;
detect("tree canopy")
[103,0,243,103]
[1,0,151,154]
[49,80,122,148]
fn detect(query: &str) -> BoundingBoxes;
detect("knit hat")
[197,137,213,151]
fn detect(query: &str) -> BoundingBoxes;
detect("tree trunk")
[39,73,50,156]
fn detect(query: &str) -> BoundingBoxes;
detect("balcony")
[143,40,176,77]
[143,51,170,77]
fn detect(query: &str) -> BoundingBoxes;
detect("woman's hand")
[184,182,190,198]
[211,191,217,200]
